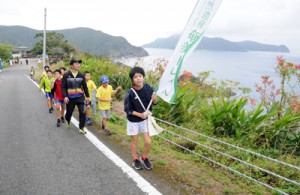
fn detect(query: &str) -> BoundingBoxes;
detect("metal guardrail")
[157,135,289,195]
[111,105,299,195]
[160,127,300,186]
[154,117,300,171]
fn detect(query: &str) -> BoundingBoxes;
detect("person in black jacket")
[62,59,90,134]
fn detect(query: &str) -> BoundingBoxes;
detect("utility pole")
[43,8,47,67]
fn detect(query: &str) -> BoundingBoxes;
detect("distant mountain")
[235,41,290,53]
[0,26,38,47]
[0,25,148,57]
[143,35,290,53]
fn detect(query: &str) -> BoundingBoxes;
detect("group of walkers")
[0,58,29,72]
[37,58,158,170]
[14,58,28,65]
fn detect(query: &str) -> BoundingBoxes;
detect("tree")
[32,32,76,63]
[0,43,14,61]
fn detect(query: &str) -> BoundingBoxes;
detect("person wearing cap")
[96,75,122,135]
[62,59,90,134]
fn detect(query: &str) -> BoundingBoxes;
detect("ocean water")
[123,48,300,98]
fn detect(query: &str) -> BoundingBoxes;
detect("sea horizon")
[122,48,300,99]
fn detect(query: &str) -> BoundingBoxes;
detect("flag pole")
[156,0,223,103]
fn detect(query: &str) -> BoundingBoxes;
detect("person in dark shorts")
[51,69,66,127]
[39,69,54,113]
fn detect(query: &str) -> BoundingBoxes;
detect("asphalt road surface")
[0,62,160,194]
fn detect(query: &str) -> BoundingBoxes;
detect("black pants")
[65,98,85,129]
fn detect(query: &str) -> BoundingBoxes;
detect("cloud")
[0,0,299,51]
[205,0,300,51]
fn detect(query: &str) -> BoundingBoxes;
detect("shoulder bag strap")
[131,88,153,112]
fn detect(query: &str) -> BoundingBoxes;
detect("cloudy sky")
[1,0,300,52]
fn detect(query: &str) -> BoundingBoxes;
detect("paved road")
[0,63,151,194]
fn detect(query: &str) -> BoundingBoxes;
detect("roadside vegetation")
[0,43,14,62]
[34,50,300,194]
[32,32,76,63]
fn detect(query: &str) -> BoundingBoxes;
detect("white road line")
[25,74,162,195]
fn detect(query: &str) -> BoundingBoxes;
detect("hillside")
[0,26,38,47]
[0,25,148,57]
[143,34,290,53]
